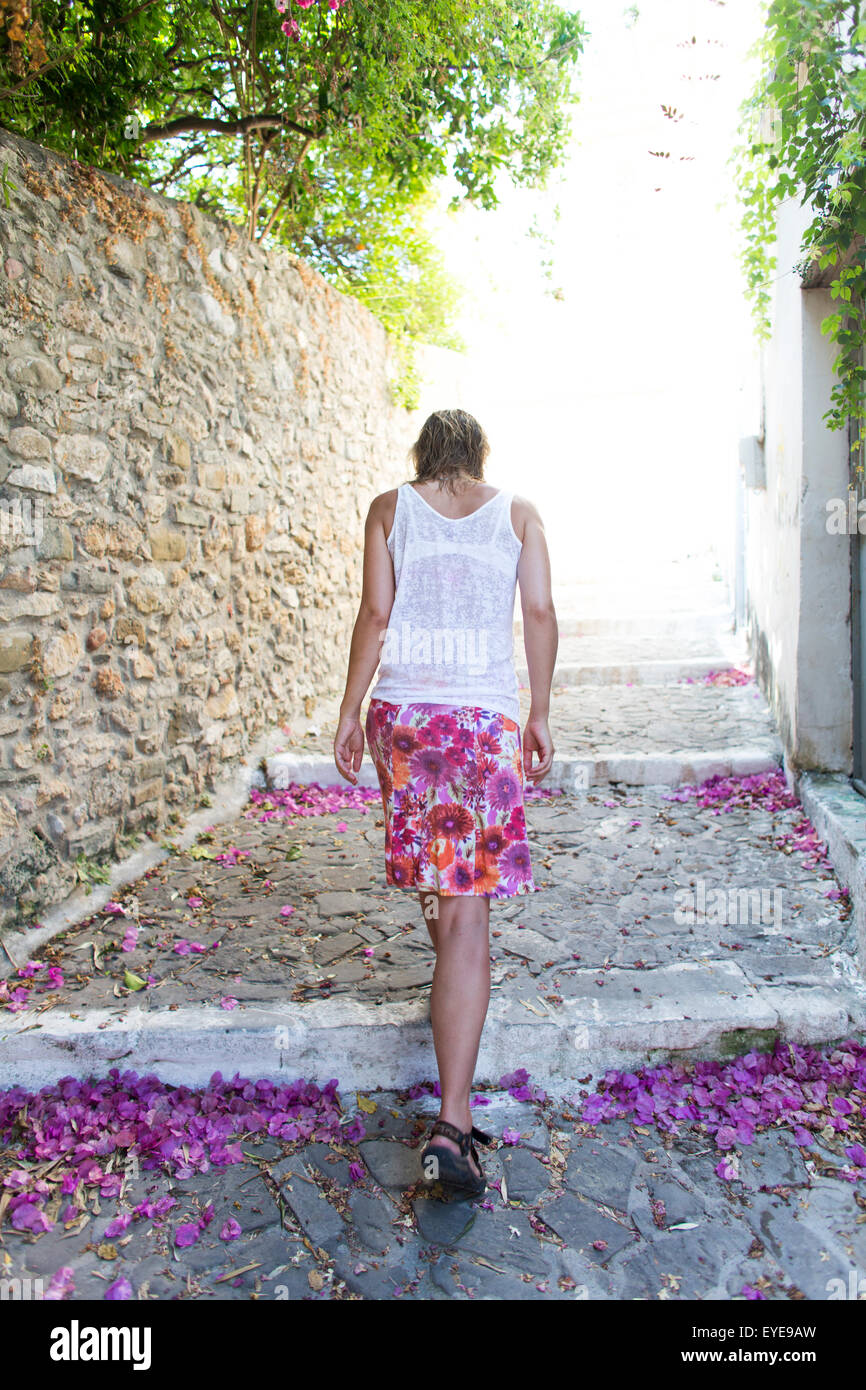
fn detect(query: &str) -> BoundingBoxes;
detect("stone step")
[515,607,735,640]
[516,657,738,687]
[546,574,731,617]
[282,680,780,787]
[264,745,781,794]
[539,628,745,666]
[3,958,863,1093]
[4,734,859,1099]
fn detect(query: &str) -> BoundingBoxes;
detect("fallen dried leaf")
[214,1261,262,1283]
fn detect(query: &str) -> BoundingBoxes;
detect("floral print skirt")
[364,699,539,898]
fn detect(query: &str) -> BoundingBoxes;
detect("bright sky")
[417,0,768,595]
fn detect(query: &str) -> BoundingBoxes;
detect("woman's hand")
[334,710,365,785]
[523,714,554,784]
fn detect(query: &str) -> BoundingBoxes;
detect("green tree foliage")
[733,0,866,454]
[0,0,585,402]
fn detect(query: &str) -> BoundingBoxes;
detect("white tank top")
[369,482,522,723]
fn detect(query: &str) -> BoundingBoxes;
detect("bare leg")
[421,892,491,1179]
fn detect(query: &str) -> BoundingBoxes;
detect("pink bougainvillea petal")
[104,1275,134,1300]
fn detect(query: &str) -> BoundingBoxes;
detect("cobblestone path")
[2,579,865,1300]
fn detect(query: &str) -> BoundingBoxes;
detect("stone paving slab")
[1,1082,864,1302]
[518,621,747,687]
[535,684,776,756]
[550,629,741,667]
[796,771,866,976]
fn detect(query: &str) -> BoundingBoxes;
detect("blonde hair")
[409,409,490,494]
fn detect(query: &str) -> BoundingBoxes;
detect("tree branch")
[139,112,318,141]
[258,135,313,240]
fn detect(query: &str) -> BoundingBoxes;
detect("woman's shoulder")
[509,493,544,544]
[367,486,401,535]
[370,485,401,509]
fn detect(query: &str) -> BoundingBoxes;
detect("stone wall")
[0,128,411,928]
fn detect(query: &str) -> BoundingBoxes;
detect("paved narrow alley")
[2,576,865,1301]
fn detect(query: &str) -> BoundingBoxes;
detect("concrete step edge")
[2,967,864,1092]
[516,658,744,686]
[264,745,783,793]
[515,609,735,638]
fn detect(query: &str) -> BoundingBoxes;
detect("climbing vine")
[732,0,866,457]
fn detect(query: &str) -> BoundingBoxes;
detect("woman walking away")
[333,408,558,1199]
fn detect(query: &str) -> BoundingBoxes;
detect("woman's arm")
[334,491,396,782]
[514,496,558,782]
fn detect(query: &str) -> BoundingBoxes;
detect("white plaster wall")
[744,193,852,771]
[744,193,807,759]
[798,287,852,769]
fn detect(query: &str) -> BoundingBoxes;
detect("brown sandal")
[419,1120,494,1198]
